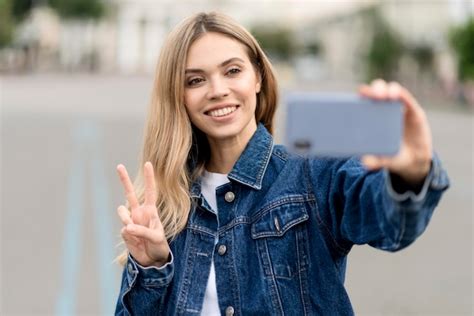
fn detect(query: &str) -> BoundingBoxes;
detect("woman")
[115,12,449,315]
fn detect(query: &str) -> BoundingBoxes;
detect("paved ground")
[1,74,472,315]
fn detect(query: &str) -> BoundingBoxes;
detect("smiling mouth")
[206,105,239,118]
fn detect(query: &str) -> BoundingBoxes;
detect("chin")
[206,125,243,140]
[207,120,256,141]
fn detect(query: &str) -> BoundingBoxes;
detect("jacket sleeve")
[115,252,174,315]
[308,152,450,254]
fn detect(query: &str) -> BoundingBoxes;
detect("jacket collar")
[228,123,273,190]
[190,123,273,198]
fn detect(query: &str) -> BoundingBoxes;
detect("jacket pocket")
[250,199,310,279]
[250,199,311,315]
[251,200,309,239]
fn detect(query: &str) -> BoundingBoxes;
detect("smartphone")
[284,92,403,157]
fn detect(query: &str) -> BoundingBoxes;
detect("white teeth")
[208,106,237,117]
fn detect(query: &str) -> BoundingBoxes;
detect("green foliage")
[11,0,33,22]
[408,43,434,72]
[364,8,404,81]
[49,0,105,20]
[449,18,474,81]
[251,26,294,60]
[0,0,14,47]
[304,40,322,56]
[9,0,106,21]
[251,26,322,61]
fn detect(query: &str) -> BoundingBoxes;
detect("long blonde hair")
[117,12,278,265]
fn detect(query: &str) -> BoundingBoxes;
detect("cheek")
[242,84,257,109]
[237,80,259,104]
[184,91,200,113]
[183,92,206,128]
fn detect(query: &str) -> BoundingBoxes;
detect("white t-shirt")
[200,170,229,316]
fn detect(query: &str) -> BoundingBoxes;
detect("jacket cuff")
[125,252,174,288]
[384,152,449,204]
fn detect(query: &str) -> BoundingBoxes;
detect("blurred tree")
[0,0,14,47]
[449,18,474,81]
[364,7,404,81]
[304,40,322,56]
[408,43,434,73]
[251,26,294,60]
[11,0,34,22]
[49,0,105,20]
[251,27,321,61]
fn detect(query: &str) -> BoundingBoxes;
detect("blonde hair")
[117,12,278,265]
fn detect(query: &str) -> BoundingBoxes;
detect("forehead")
[186,32,250,68]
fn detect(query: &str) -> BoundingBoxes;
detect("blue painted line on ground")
[55,122,87,316]
[91,128,118,315]
[56,120,119,315]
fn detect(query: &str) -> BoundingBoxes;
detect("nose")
[207,76,230,100]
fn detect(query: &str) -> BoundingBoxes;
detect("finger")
[117,205,133,226]
[117,164,139,209]
[361,155,379,170]
[149,213,164,231]
[126,223,164,244]
[144,162,157,206]
[398,86,423,114]
[370,79,388,99]
[363,81,422,120]
[370,78,386,87]
[358,84,372,98]
[121,226,141,245]
[385,82,420,114]
[387,81,402,100]
[361,155,392,171]
[358,80,389,100]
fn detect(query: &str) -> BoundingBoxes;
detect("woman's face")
[184,32,261,142]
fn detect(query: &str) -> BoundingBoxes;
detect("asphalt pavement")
[1,74,472,316]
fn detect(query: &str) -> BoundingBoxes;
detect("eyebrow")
[185,57,245,74]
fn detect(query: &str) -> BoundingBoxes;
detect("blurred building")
[0,0,383,73]
[1,0,472,85]
[112,0,380,74]
[296,0,473,84]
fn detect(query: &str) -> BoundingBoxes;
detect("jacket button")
[217,244,227,255]
[225,306,234,316]
[224,191,235,202]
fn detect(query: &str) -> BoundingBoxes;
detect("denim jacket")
[115,123,449,316]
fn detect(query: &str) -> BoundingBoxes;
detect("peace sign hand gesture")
[116,162,170,268]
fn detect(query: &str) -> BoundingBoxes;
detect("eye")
[187,77,204,86]
[227,67,241,75]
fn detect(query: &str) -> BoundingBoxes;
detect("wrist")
[151,252,172,268]
[396,159,432,188]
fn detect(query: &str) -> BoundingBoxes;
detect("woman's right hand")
[116,162,170,268]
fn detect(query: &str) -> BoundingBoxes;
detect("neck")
[206,123,257,174]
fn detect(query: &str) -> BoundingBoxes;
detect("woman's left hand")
[358,79,433,187]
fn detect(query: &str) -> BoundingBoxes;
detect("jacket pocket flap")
[251,203,309,239]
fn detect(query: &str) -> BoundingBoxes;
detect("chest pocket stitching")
[256,195,310,214]
[251,203,309,239]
